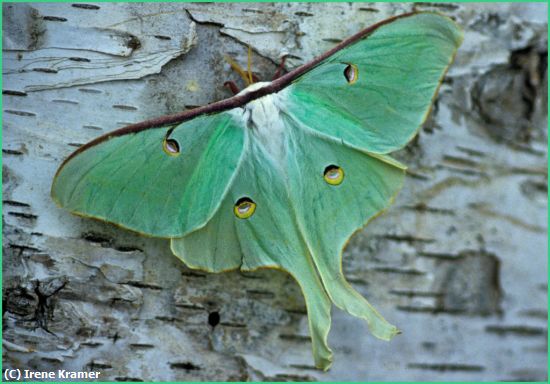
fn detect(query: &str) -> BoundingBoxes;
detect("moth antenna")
[247,45,253,84]
[224,55,251,86]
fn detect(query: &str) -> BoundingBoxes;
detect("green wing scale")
[52,13,463,370]
[171,122,406,368]
[52,113,245,237]
[284,13,462,154]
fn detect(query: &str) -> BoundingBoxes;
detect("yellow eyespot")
[343,63,358,85]
[163,138,180,157]
[324,165,344,185]
[234,197,256,219]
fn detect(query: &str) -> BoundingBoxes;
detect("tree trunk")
[3,2,547,381]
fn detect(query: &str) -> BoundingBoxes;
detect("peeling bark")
[3,3,548,381]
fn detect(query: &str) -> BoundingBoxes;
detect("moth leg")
[224,81,240,95]
[272,54,288,80]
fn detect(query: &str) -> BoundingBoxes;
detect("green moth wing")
[285,12,463,154]
[172,134,336,367]
[51,113,245,237]
[171,123,406,368]
[172,13,461,370]
[51,12,462,370]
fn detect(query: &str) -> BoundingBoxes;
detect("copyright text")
[4,369,101,381]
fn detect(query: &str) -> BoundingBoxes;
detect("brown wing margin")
[58,11,422,168]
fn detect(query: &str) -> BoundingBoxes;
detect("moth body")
[50,13,463,371]
[236,82,288,166]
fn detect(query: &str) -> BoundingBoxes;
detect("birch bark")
[3,2,547,381]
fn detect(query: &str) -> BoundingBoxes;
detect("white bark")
[3,2,547,381]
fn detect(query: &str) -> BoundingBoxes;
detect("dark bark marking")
[408,363,484,372]
[169,361,201,371]
[485,325,546,336]
[71,4,100,10]
[42,16,67,22]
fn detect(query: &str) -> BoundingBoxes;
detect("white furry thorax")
[232,82,289,165]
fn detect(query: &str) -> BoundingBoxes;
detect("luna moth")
[51,12,462,370]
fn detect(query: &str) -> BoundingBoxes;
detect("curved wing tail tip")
[313,325,400,370]
[315,354,334,371]
[370,323,401,341]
